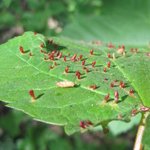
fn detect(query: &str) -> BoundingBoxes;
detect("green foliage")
[0,0,102,37]
[0,32,149,135]
[0,0,63,34]
[108,113,141,136]
[62,0,150,47]
[0,109,25,137]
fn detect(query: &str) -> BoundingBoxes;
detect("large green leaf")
[0,32,149,134]
[62,0,150,47]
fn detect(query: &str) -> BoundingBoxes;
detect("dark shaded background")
[0,0,102,43]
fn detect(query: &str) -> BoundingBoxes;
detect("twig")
[133,112,149,150]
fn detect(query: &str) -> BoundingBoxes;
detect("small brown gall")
[56,81,75,88]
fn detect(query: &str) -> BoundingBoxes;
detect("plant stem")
[133,112,149,150]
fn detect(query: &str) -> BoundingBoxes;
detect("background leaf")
[108,113,141,136]
[62,0,150,47]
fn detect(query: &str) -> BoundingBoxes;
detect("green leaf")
[0,12,15,30]
[0,32,149,134]
[108,113,141,136]
[0,137,16,150]
[1,0,12,8]
[62,0,150,47]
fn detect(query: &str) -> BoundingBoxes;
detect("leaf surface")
[0,32,149,134]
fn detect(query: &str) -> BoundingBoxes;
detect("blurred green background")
[0,0,147,149]
[0,0,102,43]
